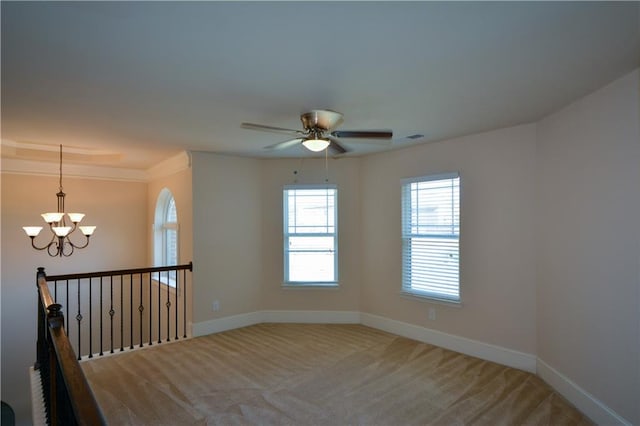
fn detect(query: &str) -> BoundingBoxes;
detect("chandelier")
[23,144,96,257]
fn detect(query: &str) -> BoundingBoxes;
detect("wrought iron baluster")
[139,273,144,348]
[149,273,153,346]
[88,278,93,358]
[166,269,171,342]
[76,279,82,360]
[175,271,179,341]
[66,280,69,337]
[99,277,103,356]
[120,275,124,352]
[130,274,134,350]
[157,271,161,344]
[109,276,114,354]
[183,268,187,338]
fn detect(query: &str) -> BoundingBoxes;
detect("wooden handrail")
[38,276,106,425]
[48,323,106,425]
[36,262,193,424]
[38,276,55,308]
[45,261,192,281]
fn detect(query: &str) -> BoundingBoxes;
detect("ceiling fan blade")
[330,129,393,139]
[339,138,392,146]
[328,137,349,155]
[264,138,304,150]
[242,122,305,136]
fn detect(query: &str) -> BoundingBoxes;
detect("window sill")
[153,278,177,290]
[282,283,340,290]
[400,290,462,307]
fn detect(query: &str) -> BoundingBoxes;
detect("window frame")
[154,188,179,287]
[283,184,338,287]
[401,172,461,303]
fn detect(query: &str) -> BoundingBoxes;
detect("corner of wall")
[537,358,632,425]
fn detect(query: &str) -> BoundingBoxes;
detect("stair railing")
[35,262,193,424]
[36,268,106,425]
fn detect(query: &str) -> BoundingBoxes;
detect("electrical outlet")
[428,307,436,321]
[212,300,220,312]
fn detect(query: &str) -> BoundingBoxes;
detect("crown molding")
[0,158,147,181]
[0,151,191,182]
[145,151,191,181]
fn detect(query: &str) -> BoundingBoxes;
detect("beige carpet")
[82,323,591,425]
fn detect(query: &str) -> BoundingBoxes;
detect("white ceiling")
[2,1,639,170]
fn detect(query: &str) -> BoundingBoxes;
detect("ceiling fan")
[241,110,393,155]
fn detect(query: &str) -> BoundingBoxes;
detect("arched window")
[154,188,179,269]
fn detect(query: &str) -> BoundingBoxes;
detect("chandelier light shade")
[23,144,96,257]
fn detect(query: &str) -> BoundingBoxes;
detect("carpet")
[81,323,592,425]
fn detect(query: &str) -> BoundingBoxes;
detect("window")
[401,173,460,302]
[154,189,179,285]
[283,185,337,285]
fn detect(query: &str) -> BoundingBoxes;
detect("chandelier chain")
[59,144,63,192]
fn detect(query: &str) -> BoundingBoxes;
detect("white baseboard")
[192,311,263,336]
[360,312,537,373]
[537,358,630,426]
[193,310,360,336]
[194,310,535,372]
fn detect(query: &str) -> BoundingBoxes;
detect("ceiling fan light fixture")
[302,138,330,152]
[242,109,392,154]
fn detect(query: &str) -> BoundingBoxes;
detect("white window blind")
[401,173,460,302]
[283,185,337,284]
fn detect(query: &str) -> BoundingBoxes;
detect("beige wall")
[260,158,362,312]
[191,152,262,323]
[360,124,538,354]
[1,174,147,425]
[536,69,640,424]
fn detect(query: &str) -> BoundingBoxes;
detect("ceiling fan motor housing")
[300,110,344,131]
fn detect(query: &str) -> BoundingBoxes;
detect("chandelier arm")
[47,239,63,257]
[30,228,59,251]
[66,234,91,250]
[29,236,54,251]
[61,239,75,257]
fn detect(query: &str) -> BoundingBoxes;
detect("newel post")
[47,302,64,426]
[47,304,64,329]
[35,267,46,370]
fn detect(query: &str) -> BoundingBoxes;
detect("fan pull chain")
[324,148,330,183]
